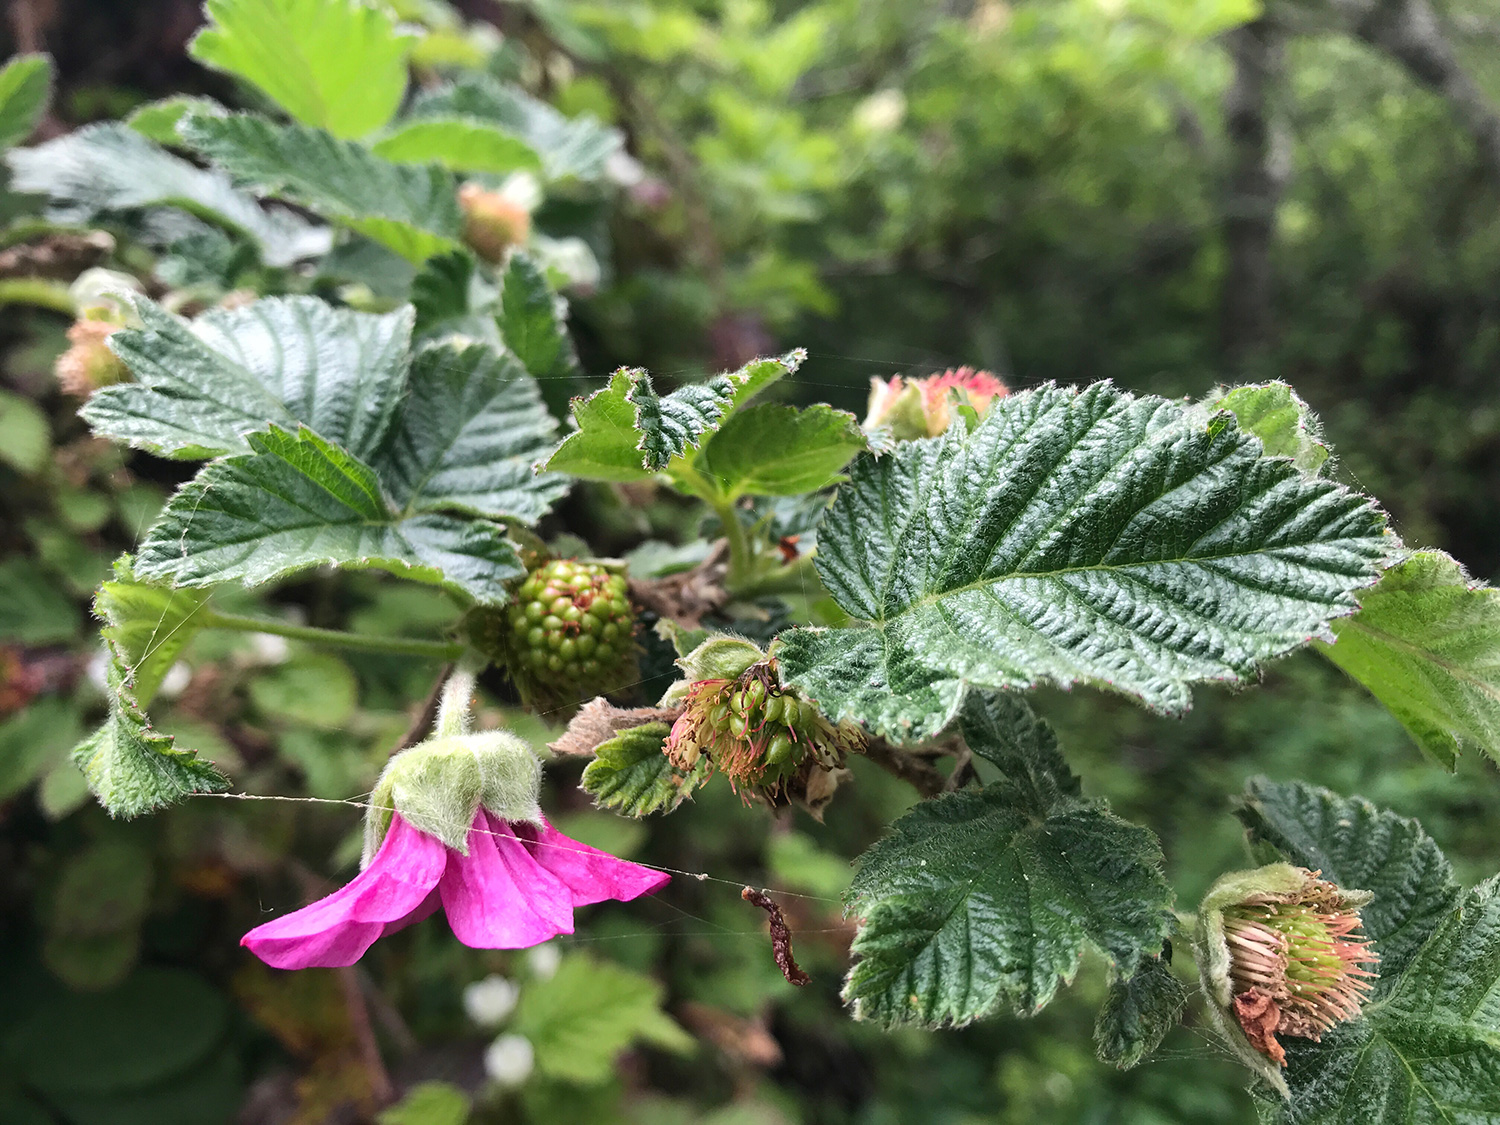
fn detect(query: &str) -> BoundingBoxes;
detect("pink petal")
[242,815,449,970]
[516,819,670,906]
[439,811,575,949]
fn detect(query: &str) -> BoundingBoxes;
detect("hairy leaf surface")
[1094,953,1188,1069]
[499,253,577,381]
[779,383,1391,742]
[1320,551,1500,768]
[0,54,52,150]
[190,0,410,139]
[87,297,413,461]
[5,123,329,266]
[134,427,522,603]
[843,695,1171,1027]
[372,342,569,523]
[697,403,866,498]
[180,113,461,263]
[1212,382,1329,477]
[1236,777,1460,984]
[95,558,212,707]
[580,723,705,817]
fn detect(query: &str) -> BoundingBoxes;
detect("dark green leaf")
[1319,550,1500,768]
[498,251,577,380]
[0,697,82,803]
[372,117,543,175]
[411,249,497,339]
[189,0,410,139]
[0,556,79,643]
[0,53,52,150]
[697,403,866,498]
[134,425,523,604]
[1236,777,1460,982]
[779,382,1392,743]
[372,341,569,523]
[1275,877,1500,1123]
[844,701,1172,1027]
[1094,952,1187,1069]
[179,112,462,263]
[580,722,704,816]
[72,642,228,818]
[6,123,330,266]
[87,296,413,461]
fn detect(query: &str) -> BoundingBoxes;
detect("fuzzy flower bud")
[459,182,532,263]
[55,316,128,397]
[663,647,862,815]
[864,366,1008,441]
[1197,864,1378,1092]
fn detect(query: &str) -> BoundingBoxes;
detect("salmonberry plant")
[5,3,1500,1120]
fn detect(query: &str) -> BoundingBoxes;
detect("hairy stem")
[201,611,465,661]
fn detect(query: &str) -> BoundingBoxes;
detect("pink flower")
[865,366,1008,440]
[243,810,667,969]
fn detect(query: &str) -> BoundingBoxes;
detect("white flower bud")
[484,1033,535,1087]
[463,974,519,1027]
[526,942,561,980]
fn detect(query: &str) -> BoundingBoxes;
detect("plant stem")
[201,611,465,661]
[713,496,755,588]
[0,277,76,315]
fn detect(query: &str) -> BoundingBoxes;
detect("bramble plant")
[5,2,1500,1121]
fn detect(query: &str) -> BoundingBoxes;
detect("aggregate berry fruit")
[494,560,638,710]
[664,657,862,808]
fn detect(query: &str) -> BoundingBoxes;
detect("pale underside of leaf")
[780,382,1392,743]
[1320,550,1500,768]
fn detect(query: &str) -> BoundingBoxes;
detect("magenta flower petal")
[439,811,575,949]
[516,819,670,906]
[242,815,449,970]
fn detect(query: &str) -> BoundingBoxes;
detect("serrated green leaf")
[125,96,225,145]
[779,382,1392,743]
[697,403,866,499]
[96,556,212,707]
[1319,550,1500,769]
[1094,952,1187,1069]
[499,252,578,381]
[179,113,461,263]
[1235,777,1460,982]
[133,425,523,604]
[543,352,804,482]
[5,123,330,266]
[408,74,620,182]
[72,642,228,818]
[0,54,52,150]
[1272,876,1500,1123]
[1212,382,1329,478]
[86,296,413,461]
[372,341,569,523]
[844,696,1172,1028]
[580,722,705,816]
[372,117,543,175]
[512,954,693,1085]
[190,0,410,139]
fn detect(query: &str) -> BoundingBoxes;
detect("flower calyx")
[864,366,1008,441]
[1196,863,1378,1094]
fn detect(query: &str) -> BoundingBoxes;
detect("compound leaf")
[134,426,522,604]
[5,123,329,266]
[179,113,461,263]
[1236,777,1460,985]
[580,723,705,817]
[697,403,867,499]
[778,382,1392,743]
[372,341,569,523]
[190,0,410,139]
[1319,550,1500,769]
[0,53,52,150]
[86,296,413,461]
[844,698,1172,1027]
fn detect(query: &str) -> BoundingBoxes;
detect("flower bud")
[459,182,532,263]
[864,366,1008,441]
[1197,864,1377,1092]
[55,317,128,397]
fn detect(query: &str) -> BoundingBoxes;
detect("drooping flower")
[864,366,1008,441]
[242,675,667,970]
[1196,864,1377,1090]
